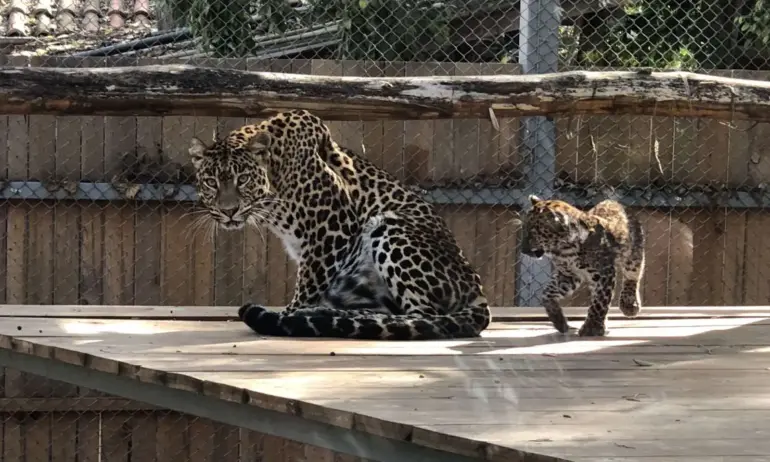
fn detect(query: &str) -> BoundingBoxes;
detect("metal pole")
[515,0,561,307]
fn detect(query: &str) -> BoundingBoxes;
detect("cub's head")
[520,195,586,258]
[189,127,274,231]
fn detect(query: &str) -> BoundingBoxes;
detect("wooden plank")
[52,98,83,305]
[50,413,78,462]
[237,428,265,461]
[431,63,456,183]
[743,211,770,304]
[0,304,768,320]
[494,207,519,306]
[57,343,770,370]
[189,418,215,461]
[663,212,696,306]
[4,206,25,304]
[213,421,240,462]
[76,411,100,462]
[133,207,162,305]
[380,61,406,180]
[6,316,770,353]
[161,208,214,306]
[5,61,27,311]
[102,413,130,462]
[636,210,673,306]
[732,71,770,189]
[133,66,164,305]
[156,413,188,461]
[79,58,106,182]
[333,60,365,151]
[2,408,21,462]
[103,57,138,178]
[420,431,770,459]
[129,413,158,462]
[721,211,748,305]
[26,205,54,304]
[0,99,7,181]
[0,205,8,305]
[103,206,134,305]
[24,413,51,461]
[53,204,80,304]
[403,62,435,185]
[62,368,770,395]
[453,63,481,183]
[5,56,29,182]
[27,116,55,183]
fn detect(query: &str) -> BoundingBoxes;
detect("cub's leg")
[578,269,616,337]
[542,270,580,334]
[619,242,645,318]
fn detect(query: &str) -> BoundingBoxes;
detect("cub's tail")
[238,301,491,340]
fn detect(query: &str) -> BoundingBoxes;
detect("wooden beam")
[1,65,770,120]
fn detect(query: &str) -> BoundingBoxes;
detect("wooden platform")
[1,305,770,462]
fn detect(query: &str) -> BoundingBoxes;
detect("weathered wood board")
[0,306,768,461]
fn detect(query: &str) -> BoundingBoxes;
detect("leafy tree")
[571,0,770,70]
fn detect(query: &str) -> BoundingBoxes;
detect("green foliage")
[153,0,454,61]
[155,0,303,57]
[574,0,759,70]
[310,0,454,61]
[736,0,770,47]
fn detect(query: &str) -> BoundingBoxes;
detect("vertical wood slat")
[133,58,164,306]
[211,58,251,307]
[239,58,270,307]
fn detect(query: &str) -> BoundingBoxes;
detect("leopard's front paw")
[578,321,607,337]
[238,303,266,320]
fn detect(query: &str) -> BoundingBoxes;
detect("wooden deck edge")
[0,304,768,321]
[0,333,568,462]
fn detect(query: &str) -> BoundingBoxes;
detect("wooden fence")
[0,57,768,308]
[0,366,368,462]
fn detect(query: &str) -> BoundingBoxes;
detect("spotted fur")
[520,195,645,337]
[189,109,491,340]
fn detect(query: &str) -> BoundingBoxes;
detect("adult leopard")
[188,109,491,340]
[520,195,646,337]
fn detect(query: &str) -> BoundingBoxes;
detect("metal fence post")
[515,0,561,307]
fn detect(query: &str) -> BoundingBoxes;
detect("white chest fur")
[269,225,303,263]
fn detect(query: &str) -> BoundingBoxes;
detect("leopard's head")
[520,195,587,259]
[188,127,275,231]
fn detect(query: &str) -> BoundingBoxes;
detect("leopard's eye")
[203,178,218,189]
[237,176,251,187]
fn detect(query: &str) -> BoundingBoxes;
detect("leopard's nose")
[220,206,239,218]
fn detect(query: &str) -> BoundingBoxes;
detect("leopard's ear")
[248,131,272,152]
[189,137,207,170]
[528,194,542,206]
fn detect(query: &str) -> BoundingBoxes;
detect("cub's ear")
[528,194,542,206]
[248,131,272,153]
[189,137,208,170]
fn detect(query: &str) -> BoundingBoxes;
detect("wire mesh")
[1,0,770,459]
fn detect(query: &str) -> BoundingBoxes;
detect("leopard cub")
[520,195,645,337]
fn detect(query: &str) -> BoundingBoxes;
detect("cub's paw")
[546,311,571,334]
[578,321,607,337]
[619,299,641,318]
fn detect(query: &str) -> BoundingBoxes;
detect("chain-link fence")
[1,0,770,459]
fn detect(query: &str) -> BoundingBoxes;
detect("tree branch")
[2,64,770,121]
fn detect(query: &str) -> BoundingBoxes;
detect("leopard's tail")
[238,298,491,340]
